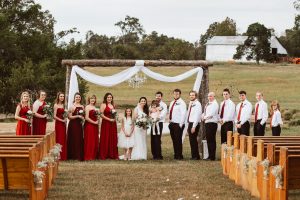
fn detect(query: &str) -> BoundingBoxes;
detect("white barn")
[205,36,288,62]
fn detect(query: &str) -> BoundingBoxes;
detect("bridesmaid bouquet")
[110,109,118,121]
[77,109,85,125]
[63,109,69,119]
[95,108,101,119]
[135,114,152,130]
[43,103,53,119]
[26,110,34,127]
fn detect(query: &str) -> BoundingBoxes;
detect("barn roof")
[206,36,287,54]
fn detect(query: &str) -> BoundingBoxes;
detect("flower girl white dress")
[118,117,134,149]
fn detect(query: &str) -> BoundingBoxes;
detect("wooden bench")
[269,147,300,200]
[0,132,58,200]
[256,144,300,200]
[0,142,48,200]
[241,137,300,194]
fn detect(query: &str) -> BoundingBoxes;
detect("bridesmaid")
[15,91,32,135]
[53,92,67,161]
[32,90,48,135]
[99,93,119,160]
[67,92,84,161]
[84,95,99,161]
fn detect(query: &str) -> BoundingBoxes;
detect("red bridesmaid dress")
[99,104,118,160]
[67,107,84,161]
[84,109,99,161]
[16,104,31,135]
[55,108,67,161]
[32,101,47,135]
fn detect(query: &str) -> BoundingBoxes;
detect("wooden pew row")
[269,147,300,200]
[239,138,300,194]
[0,134,57,187]
[0,132,58,200]
[257,144,300,200]
[0,142,48,200]
[0,132,58,183]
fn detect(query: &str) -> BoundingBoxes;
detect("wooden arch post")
[62,59,213,158]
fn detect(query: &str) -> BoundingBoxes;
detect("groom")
[151,91,167,160]
[168,89,186,160]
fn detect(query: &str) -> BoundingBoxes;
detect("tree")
[115,15,145,44]
[0,0,85,114]
[233,23,272,64]
[277,1,300,57]
[199,17,237,59]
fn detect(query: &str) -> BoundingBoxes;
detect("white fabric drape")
[68,60,204,109]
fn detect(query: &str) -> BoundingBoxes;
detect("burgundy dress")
[32,101,47,135]
[99,104,118,160]
[84,109,99,161]
[55,108,67,161]
[16,104,31,135]
[67,107,84,161]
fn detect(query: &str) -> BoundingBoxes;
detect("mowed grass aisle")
[49,135,256,200]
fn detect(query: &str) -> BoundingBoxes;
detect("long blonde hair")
[20,91,31,108]
[270,100,280,115]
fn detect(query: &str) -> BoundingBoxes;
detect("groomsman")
[219,88,235,144]
[168,89,186,160]
[253,92,268,136]
[151,91,167,160]
[202,92,219,161]
[235,91,252,136]
[186,91,202,160]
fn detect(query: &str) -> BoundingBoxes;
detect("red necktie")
[187,102,193,123]
[220,102,225,119]
[255,103,259,122]
[169,100,177,120]
[237,102,243,122]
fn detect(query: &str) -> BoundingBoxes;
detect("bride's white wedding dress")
[131,106,147,160]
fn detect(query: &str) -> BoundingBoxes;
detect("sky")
[35,0,297,43]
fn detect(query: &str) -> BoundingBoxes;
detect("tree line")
[0,0,299,114]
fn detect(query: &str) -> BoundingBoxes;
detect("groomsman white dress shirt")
[219,99,235,122]
[202,99,219,123]
[169,98,187,127]
[186,99,202,127]
[254,100,268,125]
[271,110,283,127]
[235,99,252,125]
[159,101,168,123]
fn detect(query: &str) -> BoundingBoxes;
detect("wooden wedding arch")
[62,59,213,157]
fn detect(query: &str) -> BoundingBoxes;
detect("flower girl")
[118,108,135,160]
[150,100,161,135]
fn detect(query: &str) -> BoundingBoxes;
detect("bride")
[131,97,149,160]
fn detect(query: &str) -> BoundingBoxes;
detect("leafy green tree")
[0,0,85,114]
[233,23,272,64]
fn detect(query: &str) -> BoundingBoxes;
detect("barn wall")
[205,45,254,62]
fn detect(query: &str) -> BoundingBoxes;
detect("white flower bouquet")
[135,114,152,130]
[32,170,45,190]
[26,110,34,127]
[110,109,118,120]
[43,102,53,119]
